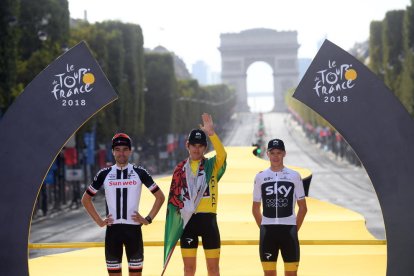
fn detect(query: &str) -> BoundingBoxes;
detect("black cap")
[112,133,132,149]
[188,129,207,146]
[267,138,285,151]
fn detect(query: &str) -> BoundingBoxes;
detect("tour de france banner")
[0,41,118,275]
[293,39,414,275]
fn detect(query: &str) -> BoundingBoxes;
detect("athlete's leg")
[280,226,300,276]
[124,225,143,276]
[205,248,220,276]
[182,256,197,276]
[264,270,276,276]
[260,225,278,276]
[201,214,221,276]
[262,262,277,276]
[106,226,123,275]
[181,237,198,275]
[206,257,220,276]
[181,215,199,276]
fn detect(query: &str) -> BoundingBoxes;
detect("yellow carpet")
[29,147,386,275]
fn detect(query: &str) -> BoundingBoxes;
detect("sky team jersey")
[253,167,305,225]
[86,163,159,225]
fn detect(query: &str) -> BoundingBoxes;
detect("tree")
[18,0,69,60]
[0,0,20,114]
[15,0,70,103]
[69,21,146,146]
[369,21,384,78]
[400,0,414,115]
[144,53,177,139]
[0,0,70,114]
[382,10,405,96]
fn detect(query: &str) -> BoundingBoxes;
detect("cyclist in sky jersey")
[252,138,307,276]
[81,133,165,276]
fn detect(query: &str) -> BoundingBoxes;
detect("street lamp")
[37,30,47,41]
[7,14,50,42]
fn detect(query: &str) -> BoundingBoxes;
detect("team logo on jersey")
[127,170,135,179]
[265,184,292,197]
[51,63,95,107]
[264,177,273,181]
[109,180,137,186]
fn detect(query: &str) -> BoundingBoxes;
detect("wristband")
[145,215,152,224]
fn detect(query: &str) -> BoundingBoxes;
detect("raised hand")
[200,113,215,136]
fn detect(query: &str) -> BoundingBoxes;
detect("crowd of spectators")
[289,110,362,167]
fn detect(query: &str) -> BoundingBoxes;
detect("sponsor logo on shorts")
[106,262,121,269]
[129,258,143,268]
[186,238,194,245]
[265,253,272,260]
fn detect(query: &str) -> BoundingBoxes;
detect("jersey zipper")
[275,172,278,220]
[120,165,124,223]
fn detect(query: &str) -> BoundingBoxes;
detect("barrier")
[29,239,386,249]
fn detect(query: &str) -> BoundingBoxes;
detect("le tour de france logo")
[312,60,358,104]
[51,63,96,107]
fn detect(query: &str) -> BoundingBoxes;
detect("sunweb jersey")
[86,163,159,225]
[253,167,305,225]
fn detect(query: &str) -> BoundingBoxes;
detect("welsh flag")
[162,156,226,275]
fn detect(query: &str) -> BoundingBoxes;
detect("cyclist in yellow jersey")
[171,113,227,276]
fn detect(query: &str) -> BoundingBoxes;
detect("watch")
[145,215,152,224]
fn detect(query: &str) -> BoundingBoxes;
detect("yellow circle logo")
[83,73,95,85]
[345,69,357,81]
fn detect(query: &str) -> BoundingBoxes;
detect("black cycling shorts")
[105,224,143,273]
[259,224,299,263]
[180,213,221,250]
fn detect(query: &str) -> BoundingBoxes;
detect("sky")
[68,0,411,74]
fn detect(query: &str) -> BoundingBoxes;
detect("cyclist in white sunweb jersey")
[82,133,165,276]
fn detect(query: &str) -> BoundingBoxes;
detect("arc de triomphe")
[219,28,299,112]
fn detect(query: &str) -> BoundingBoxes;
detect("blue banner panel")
[293,39,414,276]
[0,41,118,275]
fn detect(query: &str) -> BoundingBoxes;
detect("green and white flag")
[162,156,226,275]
